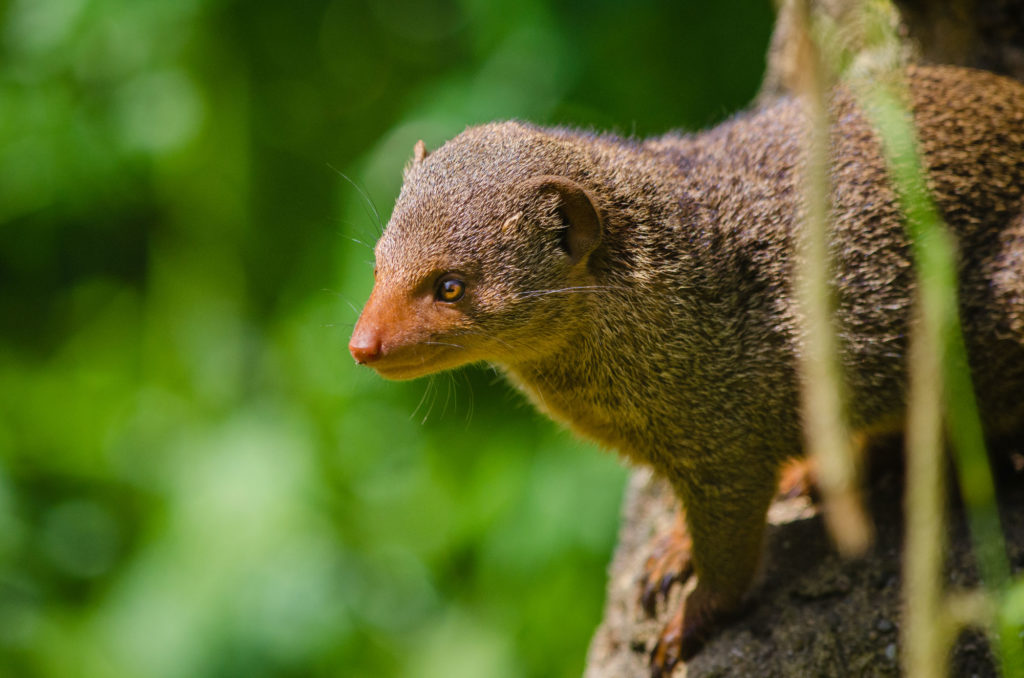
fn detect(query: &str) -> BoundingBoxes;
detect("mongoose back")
[349,65,1024,674]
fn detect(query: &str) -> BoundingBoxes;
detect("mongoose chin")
[349,65,1024,674]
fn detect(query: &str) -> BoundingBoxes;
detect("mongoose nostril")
[348,336,382,364]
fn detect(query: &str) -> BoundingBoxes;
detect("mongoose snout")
[350,272,478,380]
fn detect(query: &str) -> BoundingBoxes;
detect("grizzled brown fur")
[350,65,1024,671]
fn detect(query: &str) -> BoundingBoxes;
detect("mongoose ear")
[522,175,603,265]
[412,139,429,164]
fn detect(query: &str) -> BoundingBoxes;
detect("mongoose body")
[349,65,1024,672]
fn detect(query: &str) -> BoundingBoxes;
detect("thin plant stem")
[791,0,872,556]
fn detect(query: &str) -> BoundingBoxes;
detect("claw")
[649,605,684,677]
[641,581,658,617]
[638,510,694,617]
[650,652,677,678]
[659,572,675,598]
[650,638,679,676]
[648,586,720,677]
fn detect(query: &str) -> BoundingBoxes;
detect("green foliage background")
[0,1,773,676]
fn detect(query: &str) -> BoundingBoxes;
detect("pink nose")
[349,332,382,364]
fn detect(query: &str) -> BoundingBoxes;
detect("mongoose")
[348,65,1024,675]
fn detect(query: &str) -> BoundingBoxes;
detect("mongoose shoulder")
[349,65,1024,674]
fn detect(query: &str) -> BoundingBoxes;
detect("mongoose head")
[349,122,604,380]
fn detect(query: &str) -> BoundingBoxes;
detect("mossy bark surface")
[585,464,1024,677]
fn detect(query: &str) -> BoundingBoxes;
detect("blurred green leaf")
[0,1,771,676]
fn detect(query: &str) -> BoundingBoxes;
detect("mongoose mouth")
[363,345,464,381]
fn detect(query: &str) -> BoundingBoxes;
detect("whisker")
[447,329,518,355]
[461,369,475,427]
[320,289,362,320]
[340,297,362,316]
[443,371,453,418]
[420,374,438,425]
[453,369,478,428]
[514,285,625,300]
[329,165,385,234]
[423,330,560,412]
[410,376,432,422]
[450,372,459,418]
[422,341,465,350]
[346,235,374,251]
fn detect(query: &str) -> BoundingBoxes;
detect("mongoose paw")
[648,584,720,677]
[776,457,817,501]
[638,510,693,617]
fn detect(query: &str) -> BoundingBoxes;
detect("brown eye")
[436,276,466,302]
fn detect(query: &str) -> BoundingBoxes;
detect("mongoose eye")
[435,275,466,302]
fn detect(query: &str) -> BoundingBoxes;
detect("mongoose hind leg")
[647,459,780,675]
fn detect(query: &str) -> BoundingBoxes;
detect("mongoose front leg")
[639,458,815,618]
[648,461,779,676]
